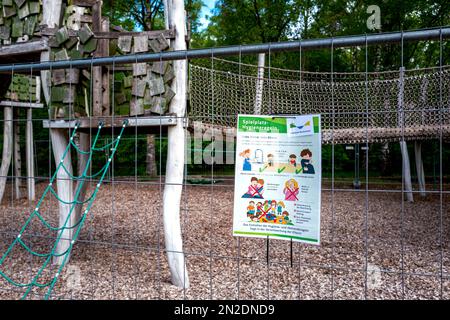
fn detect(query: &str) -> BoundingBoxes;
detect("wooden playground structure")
[0,0,190,293]
[0,0,449,300]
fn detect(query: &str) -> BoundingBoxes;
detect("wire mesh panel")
[0,30,449,300]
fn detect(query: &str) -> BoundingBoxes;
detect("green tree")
[103,0,164,31]
[104,0,203,32]
[205,0,300,44]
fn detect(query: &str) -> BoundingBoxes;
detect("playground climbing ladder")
[0,120,128,299]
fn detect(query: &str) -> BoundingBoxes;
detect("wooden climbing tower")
[0,0,182,204]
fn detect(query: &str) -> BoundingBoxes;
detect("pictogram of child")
[282,211,290,224]
[267,154,274,167]
[247,201,255,218]
[277,201,285,216]
[289,154,297,167]
[242,177,258,198]
[283,179,299,201]
[239,149,252,171]
[266,200,277,222]
[300,149,315,174]
[254,179,264,198]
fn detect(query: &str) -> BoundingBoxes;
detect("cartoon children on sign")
[244,199,293,225]
[277,201,285,215]
[255,202,263,218]
[267,154,274,167]
[246,201,255,218]
[300,149,315,174]
[283,178,299,201]
[266,200,278,222]
[281,211,290,224]
[239,149,252,171]
[289,154,297,167]
[242,177,264,199]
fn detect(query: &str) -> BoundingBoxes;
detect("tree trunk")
[0,107,13,204]
[380,142,390,175]
[163,0,190,288]
[146,135,157,177]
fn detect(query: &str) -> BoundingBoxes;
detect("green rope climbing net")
[0,120,128,300]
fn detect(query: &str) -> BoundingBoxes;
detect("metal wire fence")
[0,28,449,300]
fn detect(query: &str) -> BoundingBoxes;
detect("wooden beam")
[80,15,92,23]
[42,114,178,129]
[414,141,426,197]
[71,0,99,7]
[91,1,102,116]
[0,101,44,108]
[51,128,75,265]
[26,108,35,201]
[42,0,63,29]
[101,18,110,116]
[91,0,101,33]
[400,141,414,202]
[13,109,22,200]
[39,28,176,39]
[0,39,48,57]
[0,107,13,203]
[74,132,89,227]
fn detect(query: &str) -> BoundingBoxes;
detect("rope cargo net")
[0,121,127,299]
[189,58,450,143]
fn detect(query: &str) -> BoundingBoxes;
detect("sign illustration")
[233,114,322,244]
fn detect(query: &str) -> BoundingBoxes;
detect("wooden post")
[400,141,413,202]
[163,0,190,288]
[398,67,413,202]
[26,108,35,201]
[101,18,110,116]
[51,129,75,265]
[40,51,51,105]
[92,0,103,116]
[74,132,90,224]
[41,0,64,105]
[163,0,172,29]
[0,107,13,203]
[414,141,426,197]
[254,53,265,115]
[13,109,22,199]
[42,0,63,28]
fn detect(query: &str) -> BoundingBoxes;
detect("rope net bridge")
[0,120,127,299]
[189,58,450,143]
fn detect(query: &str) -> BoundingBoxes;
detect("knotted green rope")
[0,120,128,299]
